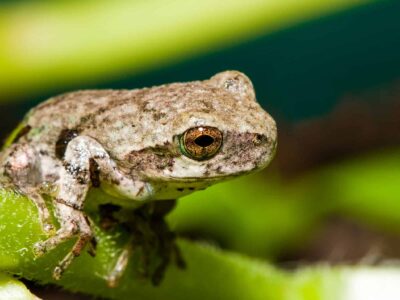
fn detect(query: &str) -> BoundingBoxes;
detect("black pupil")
[194,135,214,147]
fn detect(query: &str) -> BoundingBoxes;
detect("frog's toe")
[32,241,47,257]
[53,266,63,280]
[52,251,75,280]
[42,223,56,235]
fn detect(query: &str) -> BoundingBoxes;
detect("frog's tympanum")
[0,71,277,286]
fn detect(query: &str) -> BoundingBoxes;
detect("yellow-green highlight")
[0,0,372,101]
[2,122,26,150]
[0,273,39,300]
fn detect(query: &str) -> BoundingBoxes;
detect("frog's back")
[21,89,144,146]
[20,81,214,154]
[28,90,131,128]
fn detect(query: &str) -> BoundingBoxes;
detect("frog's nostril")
[253,134,266,145]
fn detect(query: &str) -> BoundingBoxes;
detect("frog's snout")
[252,131,277,170]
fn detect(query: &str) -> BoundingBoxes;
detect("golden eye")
[180,126,223,160]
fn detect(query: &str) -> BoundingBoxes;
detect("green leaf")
[0,187,332,299]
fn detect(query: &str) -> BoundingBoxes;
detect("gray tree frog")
[0,71,277,285]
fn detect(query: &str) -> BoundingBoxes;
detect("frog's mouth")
[149,172,244,183]
[148,174,241,201]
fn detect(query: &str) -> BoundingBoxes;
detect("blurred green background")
[1,0,399,299]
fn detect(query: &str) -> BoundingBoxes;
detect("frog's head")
[127,71,277,199]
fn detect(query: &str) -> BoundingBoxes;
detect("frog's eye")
[180,126,223,161]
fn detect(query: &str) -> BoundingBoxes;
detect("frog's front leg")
[34,135,152,279]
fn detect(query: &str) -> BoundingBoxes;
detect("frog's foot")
[105,200,185,287]
[105,221,185,287]
[33,202,94,280]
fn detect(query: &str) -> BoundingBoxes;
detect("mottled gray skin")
[0,71,277,282]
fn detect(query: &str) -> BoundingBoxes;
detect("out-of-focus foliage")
[0,273,38,300]
[0,0,370,102]
[170,148,400,257]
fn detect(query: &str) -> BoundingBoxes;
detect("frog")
[0,70,277,285]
